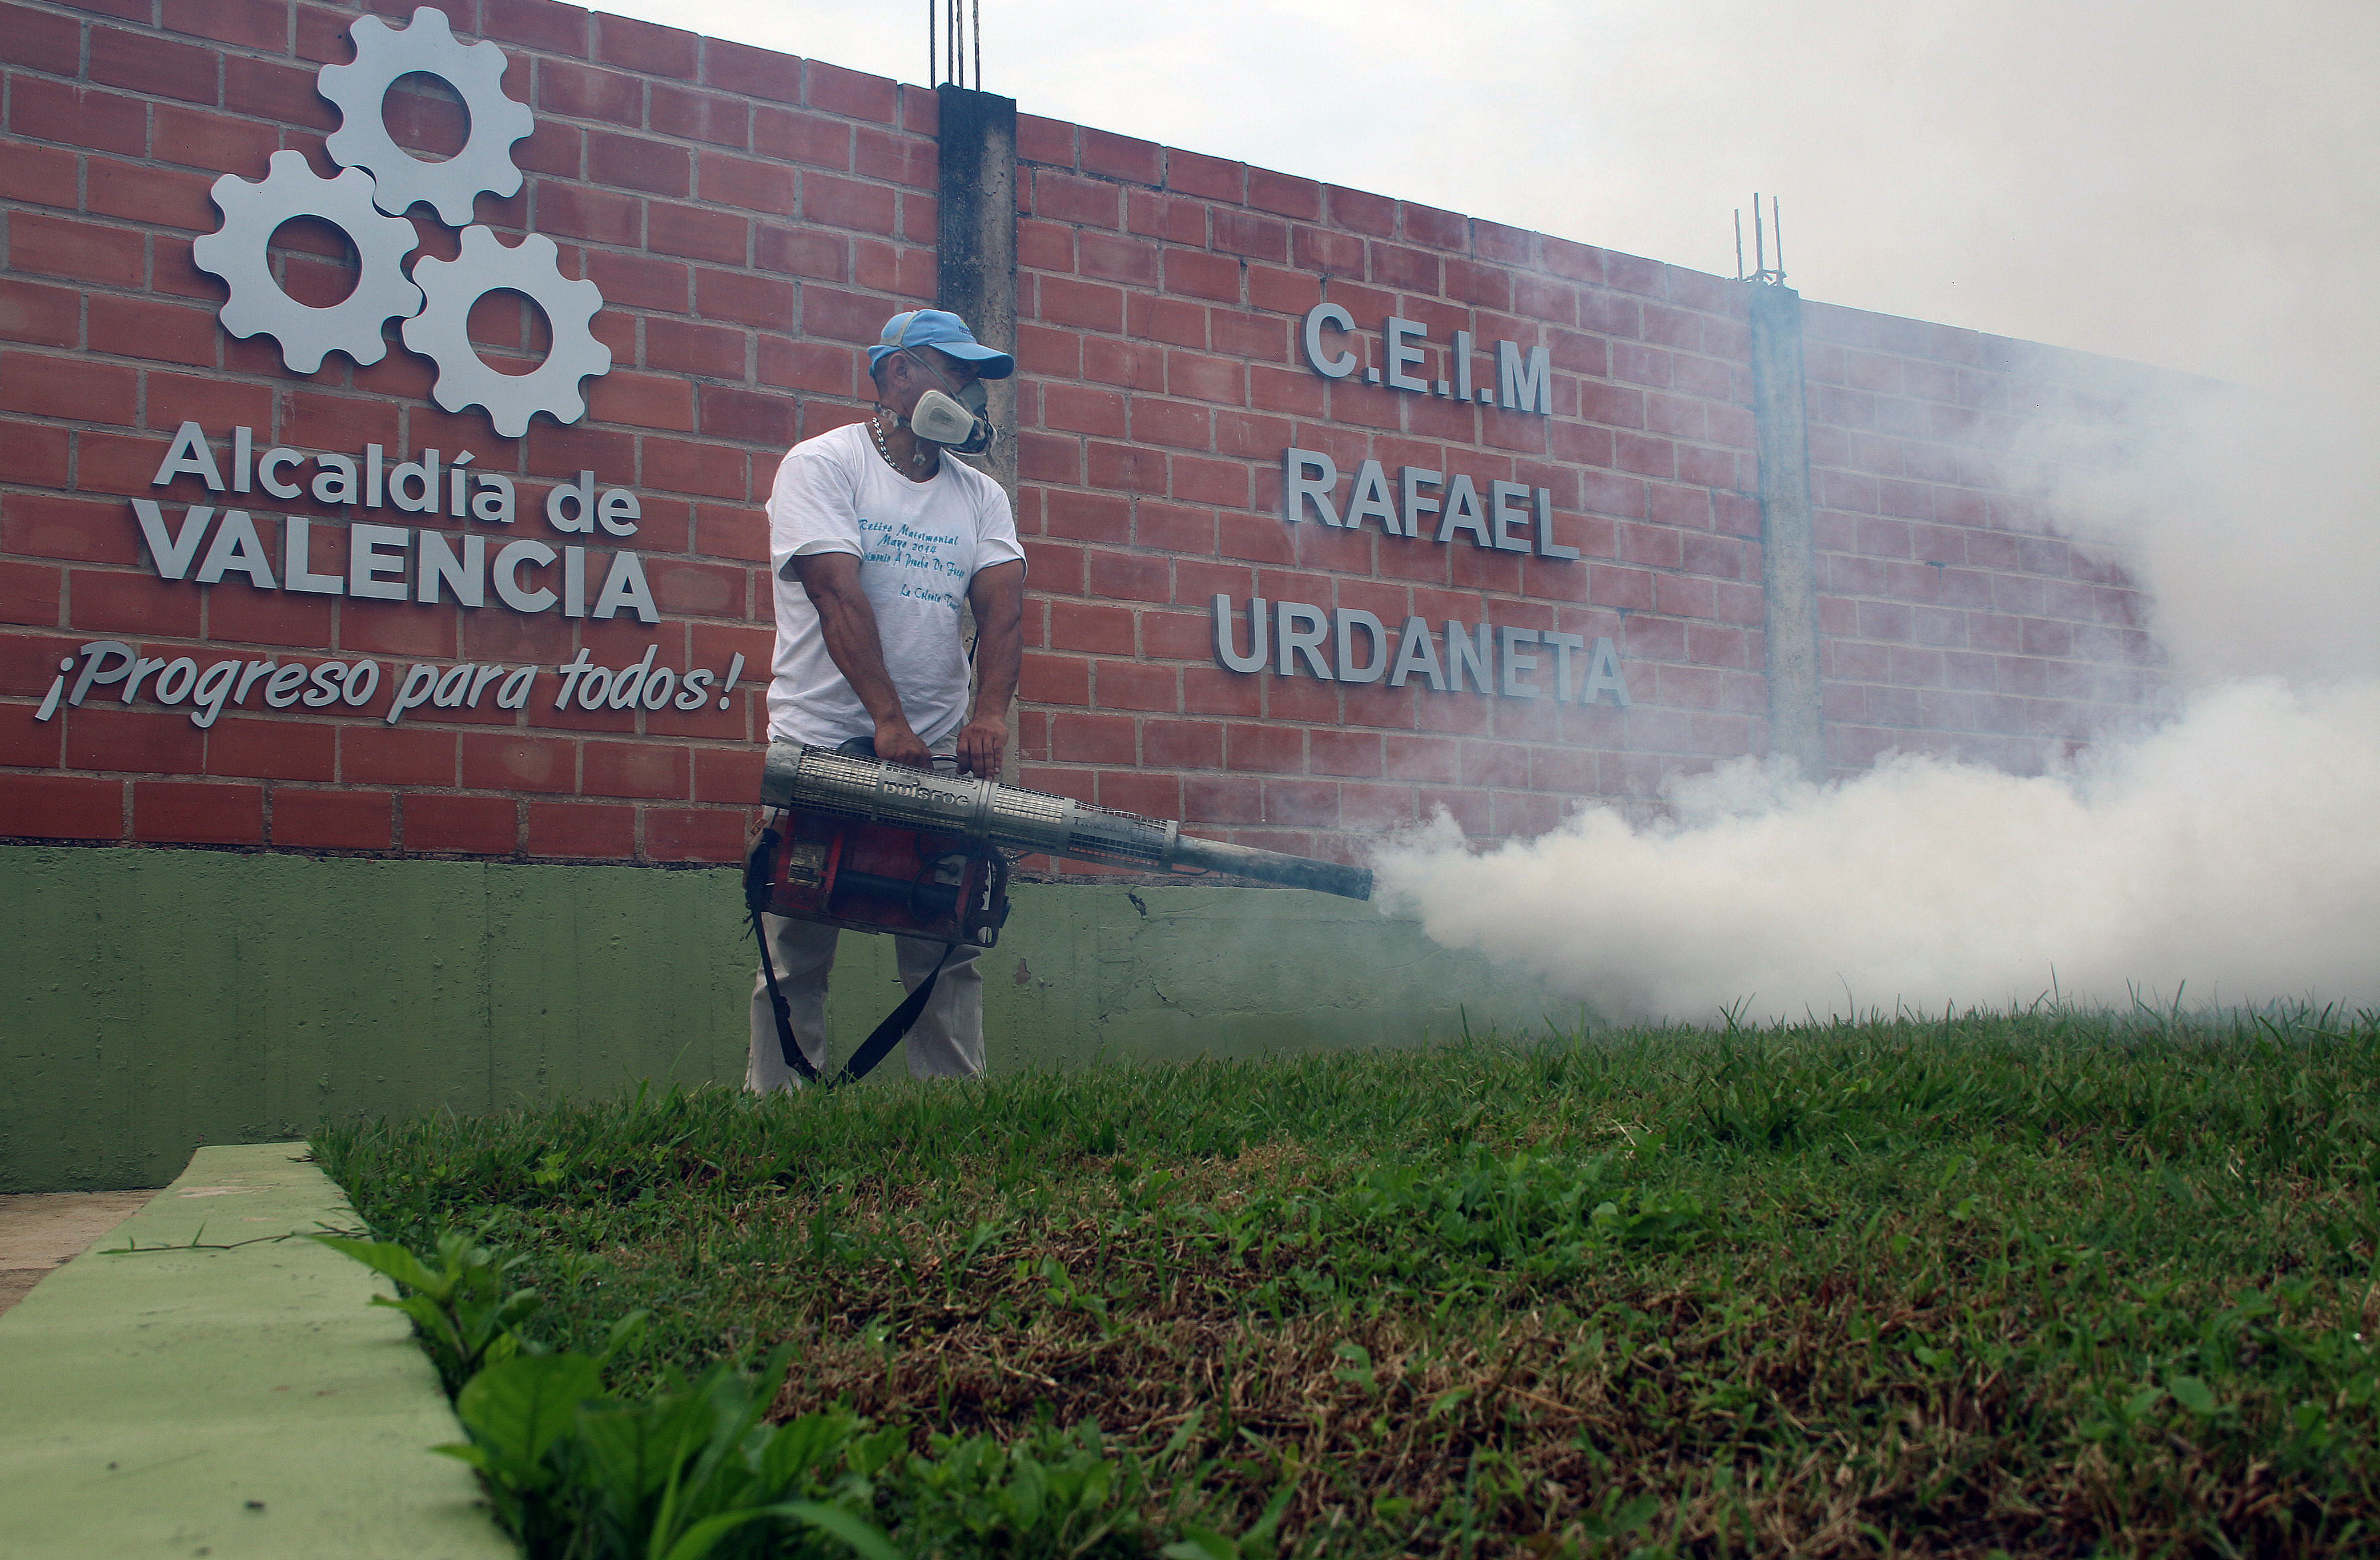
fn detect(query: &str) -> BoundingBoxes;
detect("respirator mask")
[902,353,996,456]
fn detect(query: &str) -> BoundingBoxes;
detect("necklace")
[868,411,930,479]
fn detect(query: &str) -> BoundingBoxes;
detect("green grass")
[314,1004,2380,1558]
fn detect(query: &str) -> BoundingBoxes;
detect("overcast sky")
[588,1,2378,388]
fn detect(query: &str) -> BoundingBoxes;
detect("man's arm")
[956,558,1026,777]
[787,551,932,769]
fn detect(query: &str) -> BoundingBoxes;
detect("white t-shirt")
[764,421,1024,748]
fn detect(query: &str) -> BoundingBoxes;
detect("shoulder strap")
[836,942,957,1083]
[745,825,821,1084]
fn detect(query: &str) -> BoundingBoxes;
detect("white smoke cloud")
[1378,677,2380,1021]
[1380,371,2380,1022]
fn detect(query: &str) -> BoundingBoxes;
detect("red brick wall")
[1800,303,2162,777]
[1,0,936,859]
[0,0,2162,867]
[998,126,2158,861]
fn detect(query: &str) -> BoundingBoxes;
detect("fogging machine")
[744,742,1372,1083]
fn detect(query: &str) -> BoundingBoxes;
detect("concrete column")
[1747,283,1826,777]
[934,84,1018,498]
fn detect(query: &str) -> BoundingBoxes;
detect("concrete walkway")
[0,1142,513,1559]
[0,1189,161,1316]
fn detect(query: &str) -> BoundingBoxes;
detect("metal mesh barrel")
[760,742,1371,900]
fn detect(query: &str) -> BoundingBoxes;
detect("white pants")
[746,914,986,1089]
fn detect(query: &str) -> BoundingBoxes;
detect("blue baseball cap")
[867,309,1015,379]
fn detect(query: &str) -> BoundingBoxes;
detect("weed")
[317,1003,2380,1557]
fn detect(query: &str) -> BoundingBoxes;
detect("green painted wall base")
[1,845,1556,1192]
[0,1141,512,1559]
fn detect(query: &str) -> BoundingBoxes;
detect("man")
[748,309,1026,1089]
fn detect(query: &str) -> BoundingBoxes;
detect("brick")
[802,172,896,235]
[1077,128,1159,185]
[694,268,792,329]
[159,0,277,47]
[483,0,590,55]
[757,335,856,397]
[1088,549,1172,606]
[582,368,692,431]
[1309,728,1383,777]
[87,294,218,367]
[1,773,122,839]
[0,556,62,625]
[850,236,932,297]
[1034,275,1125,333]
[1165,149,1241,202]
[1225,721,1302,775]
[752,105,850,169]
[268,787,391,850]
[642,445,751,502]
[69,566,201,634]
[1016,114,1075,166]
[698,150,796,212]
[1018,650,1088,706]
[1132,399,1210,452]
[756,224,849,281]
[1049,600,1135,656]
[538,58,641,122]
[206,588,335,649]
[1243,167,1321,222]
[1170,455,1247,508]
[63,702,198,774]
[652,83,749,148]
[804,58,894,122]
[644,317,747,378]
[403,793,517,853]
[597,11,698,75]
[1163,248,1241,303]
[526,799,634,857]
[463,733,576,793]
[9,214,143,290]
[1142,717,1222,770]
[1063,234,1151,293]
[1098,769,1179,819]
[590,131,690,197]
[339,725,455,787]
[853,126,933,188]
[0,136,73,208]
[1212,208,1288,263]
[646,805,744,862]
[206,715,335,781]
[1,490,134,564]
[215,56,332,132]
[1048,711,1135,765]
[1041,383,1127,439]
[132,780,262,844]
[89,25,217,104]
[582,739,689,799]
[1032,169,1120,228]
[10,77,148,157]
[1263,777,1338,827]
[0,1,82,75]
[1183,773,1261,824]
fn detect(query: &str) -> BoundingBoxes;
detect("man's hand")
[954,713,1008,777]
[873,718,932,769]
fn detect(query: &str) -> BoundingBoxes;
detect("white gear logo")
[319,7,531,227]
[406,229,612,437]
[191,152,423,373]
[190,6,608,435]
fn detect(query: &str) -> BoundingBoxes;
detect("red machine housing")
[755,807,1010,948]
